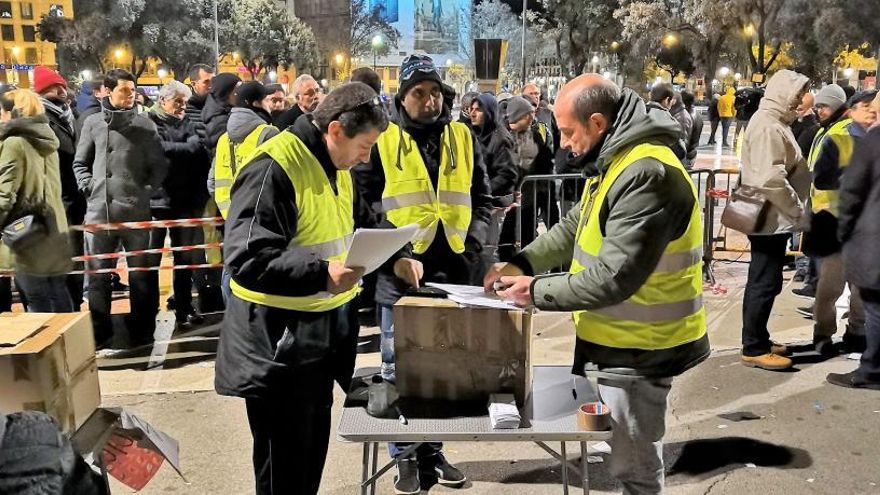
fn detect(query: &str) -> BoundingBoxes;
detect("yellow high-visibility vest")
[214,124,273,219]
[229,131,358,312]
[808,118,854,217]
[376,121,474,254]
[570,143,706,350]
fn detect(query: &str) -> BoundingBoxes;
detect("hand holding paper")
[344,224,420,275]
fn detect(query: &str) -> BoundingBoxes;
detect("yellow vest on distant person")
[569,143,706,350]
[808,118,854,217]
[229,132,358,312]
[213,124,272,219]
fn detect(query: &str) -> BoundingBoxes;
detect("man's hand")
[483,262,524,292]
[393,258,424,288]
[496,276,535,308]
[327,261,364,294]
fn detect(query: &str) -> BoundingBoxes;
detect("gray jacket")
[510,88,709,377]
[73,100,168,223]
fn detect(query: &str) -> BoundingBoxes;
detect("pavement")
[81,137,880,493]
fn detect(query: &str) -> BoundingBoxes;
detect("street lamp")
[371,34,385,71]
[113,48,124,62]
[743,24,755,37]
[719,66,730,77]
[80,69,92,81]
[268,70,277,82]
[157,68,168,80]
[734,72,742,81]
[662,33,678,48]
[610,41,620,50]
[335,53,345,66]
[844,67,854,78]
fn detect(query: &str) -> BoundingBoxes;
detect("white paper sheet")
[425,282,522,310]
[344,224,419,275]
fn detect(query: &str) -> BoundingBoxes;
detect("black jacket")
[792,112,819,159]
[686,106,704,164]
[734,87,763,121]
[74,96,101,136]
[147,109,211,211]
[273,104,305,130]
[201,93,232,153]
[214,116,372,398]
[840,126,880,291]
[42,98,84,224]
[353,96,494,305]
[184,92,208,141]
[474,93,519,201]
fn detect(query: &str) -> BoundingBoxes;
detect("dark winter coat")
[687,106,704,164]
[272,104,305,130]
[735,87,764,121]
[41,97,84,224]
[670,100,694,154]
[839,126,880,291]
[214,117,371,398]
[184,92,208,141]
[0,411,107,495]
[73,98,168,223]
[201,93,233,153]
[474,93,519,201]
[353,95,494,305]
[792,112,819,159]
[147,107,211,211]
[74,96,101,136]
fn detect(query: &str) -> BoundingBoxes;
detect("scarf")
[40,97,74,133]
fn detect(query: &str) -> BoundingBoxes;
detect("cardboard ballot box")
[0,312,100,433]
[393,297,532,405]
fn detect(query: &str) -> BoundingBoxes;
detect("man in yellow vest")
[214,82,388,495]
[354,54,493,494]
[806,87,876,356]
[486,75,709,493]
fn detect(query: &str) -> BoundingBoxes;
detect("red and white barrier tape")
[73,243,223,262]
[1,262,224,278]
[72,217,224,232]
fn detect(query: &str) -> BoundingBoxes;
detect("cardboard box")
[393,297,532,405]
[0,312,100,432]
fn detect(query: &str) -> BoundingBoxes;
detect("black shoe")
[394,458,420,495]
[175,310,204,329]
[796,306,814,319]
[707,140,716,145]
[792,286,816,299]
[842,333,867,354]
[423,453,467,487]
[793,272,806,282]
[111,273,128,292]
[827,371,880,390]
[813,336,837,357]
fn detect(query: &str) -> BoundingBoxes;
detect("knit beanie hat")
[236,81,270,108]
[398,55,443,98]
[814,84,846,112]
[211,73,242,102]
[506,96,534,124]
[33,66,67,94]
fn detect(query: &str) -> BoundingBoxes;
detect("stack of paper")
[425,283,521,310]
[488,393,521,429]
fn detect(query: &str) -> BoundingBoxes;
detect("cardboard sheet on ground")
[344,224,419,275]
[425,282,522,310]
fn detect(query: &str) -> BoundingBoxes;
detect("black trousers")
[245,369,335,495]
[145,207,208,315]
[742,234,790,356]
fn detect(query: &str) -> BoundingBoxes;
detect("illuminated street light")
[113,48,124,61]
[11,46,20,58]
[268,70,277,81]
[734,72,742,80]
[662,33,678,47]
[371,35,384,50]
[743,24,755,37]
[712,78,720,85]
[719,66,730,77]
[334,53,345,66]
[157,68,168,79]
[80,70,92,80]
[602,71,611,79]
[844,67,854,78]
[610,41,620,50]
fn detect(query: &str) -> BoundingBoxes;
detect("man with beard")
[273,74,321,129]
[185,64,215,141]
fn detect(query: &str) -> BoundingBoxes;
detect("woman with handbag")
[0,89,73,312]
[737,70,812,371]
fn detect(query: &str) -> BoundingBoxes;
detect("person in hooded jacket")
[146,80,213,328]
[74,75,108,135]
[34,66,84,309]
[486,74,709,494]
[0,89,73,312]
[738,70,812,371]
[682,90,703,169]
[458,91,478,127]
[718,86,736,147]
[202,72,242,154]
[73,69,168,347]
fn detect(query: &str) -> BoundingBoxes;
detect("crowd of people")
[1,54,879,495]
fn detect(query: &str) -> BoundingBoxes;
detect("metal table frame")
[338,365,612,495]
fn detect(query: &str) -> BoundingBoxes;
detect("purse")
[720,183,770,235]
[2,213,48,252]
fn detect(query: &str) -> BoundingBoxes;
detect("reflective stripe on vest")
[376,121,474,254]
[230,131,358,312]
[214,124,271,219]
[809,118,854,217]
[569,142,706,350]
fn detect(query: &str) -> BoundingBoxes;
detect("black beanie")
[398,55,443,98]
[211,73,242,102]
[236,81,270,108]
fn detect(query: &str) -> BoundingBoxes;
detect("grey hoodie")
[206,107,278,194]
[511,88,708,377]
[740,69,811,235]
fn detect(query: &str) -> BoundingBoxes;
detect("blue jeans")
[721,117,733,145]
[15,274,74,313]
[859,289,880,382]
[378,304,443,459]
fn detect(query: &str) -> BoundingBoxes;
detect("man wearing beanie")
[498,95,556,261]
[34,66,84,308]
[353,54,492,494]
[804,84,870,358]
[202,72,242,153]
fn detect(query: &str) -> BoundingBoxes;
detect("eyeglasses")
[327,96,383,123]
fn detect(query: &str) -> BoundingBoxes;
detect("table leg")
[580,441,589,495]
[370,442,379,495]
[560,442,569,495]
[361,443,370,495]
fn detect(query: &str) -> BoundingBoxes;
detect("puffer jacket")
[202,94,233,153]
[147,107,211,211]
[739,70,812,235]
[0,115,72,275]
[72,98,169,223]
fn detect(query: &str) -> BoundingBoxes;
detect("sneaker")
[423,453,466,487]
[813,337,837,357]
[741,353,793,370]
[826,371,880,390]
[796,306,813,318]
[792,286,816,299]
[770,342,791,356]
[842,333,867,354]
[394,458,420,495]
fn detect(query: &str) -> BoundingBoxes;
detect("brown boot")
[770,342,791,356]
[741,353,793,370]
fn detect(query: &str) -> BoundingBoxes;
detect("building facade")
[0,0,73,87]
